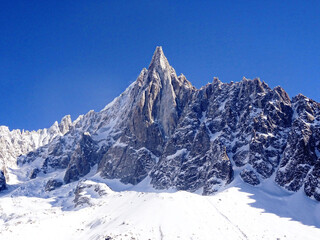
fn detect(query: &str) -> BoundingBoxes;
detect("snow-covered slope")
[1,173,320,240]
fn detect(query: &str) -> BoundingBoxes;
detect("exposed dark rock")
[240,169,260,185]
[45,179,63,192]
[275,96,320,196]
[0,170,6,191]
[64,133,100,184]
[30,168,40,179]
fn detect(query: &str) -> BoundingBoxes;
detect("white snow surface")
[1,173,320,240]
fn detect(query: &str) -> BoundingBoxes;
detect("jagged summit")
[148,46,169,70]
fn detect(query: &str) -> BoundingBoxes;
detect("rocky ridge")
[0,115,72,180]
[0,47,319,200]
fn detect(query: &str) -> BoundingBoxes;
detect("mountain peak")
[148,46,169,70]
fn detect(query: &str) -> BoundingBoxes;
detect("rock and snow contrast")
[0,47,320,239]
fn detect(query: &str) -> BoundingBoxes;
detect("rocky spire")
[148,46,170,70]
[59,115,72,135]
[139,46,193,136]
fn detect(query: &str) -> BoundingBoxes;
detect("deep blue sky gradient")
[1,0,319,130]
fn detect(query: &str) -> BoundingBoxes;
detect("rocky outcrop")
[45,179,63,192]
[64,133,100,183]
[240,169,260,186]
[276,94,320,199]
[73,180,110,207]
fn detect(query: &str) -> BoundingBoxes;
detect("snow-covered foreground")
[1,175,320,240]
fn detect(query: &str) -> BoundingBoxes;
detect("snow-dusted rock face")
[98,47,194,184]
[73,180,111,207]
[0,115,73,180]
[1,47,320,200]
[276,94,320,200]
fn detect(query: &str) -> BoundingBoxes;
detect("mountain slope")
[1,46,320,239]
[4,46,318,200]
[1,175,320,240]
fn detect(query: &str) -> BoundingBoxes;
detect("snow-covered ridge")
[0,115,72,180]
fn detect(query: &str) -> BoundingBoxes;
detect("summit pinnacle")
[149,46,169,70]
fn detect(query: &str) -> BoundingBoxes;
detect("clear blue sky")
[1,0,319,130]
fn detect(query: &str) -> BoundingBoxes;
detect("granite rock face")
[98,47,194,185]
[64,133,100,183]
[1,47,320,200]
[275,94,320,199]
